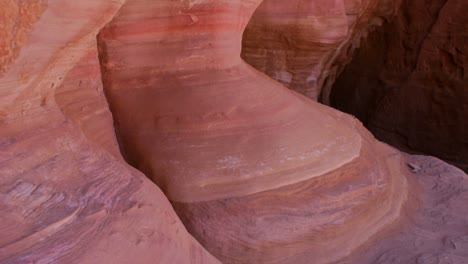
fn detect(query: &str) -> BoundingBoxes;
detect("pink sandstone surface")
[330,0,468,172]
[0,1,219,263]
[242,0,397,100]
[0,0,467,263]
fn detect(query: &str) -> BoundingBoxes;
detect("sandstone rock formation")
[329,0,468,171]
[1,0,467,263]
[0,1,219,263]
[98,0,364,203]
[335,155,468,264]
[241,0,350,99]
[98,0,407,262]
[242,0,397,100]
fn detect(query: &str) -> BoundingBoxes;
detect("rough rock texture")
[336,155,468,264]
[98,0,407,262]
[0,0,47,75]
[0,1,219,263]
[330,0,468,171]
[242,0,397,100]
[55,49,121,157]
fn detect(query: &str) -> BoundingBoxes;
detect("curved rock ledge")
[98,0,363,203]
[98,0,407,262]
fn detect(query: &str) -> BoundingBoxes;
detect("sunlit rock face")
[98,0,407,263]
[0,1,219,263]
[242,0,397,100]
[330,0,468,172]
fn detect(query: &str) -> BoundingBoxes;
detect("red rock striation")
[330,0,468,172]
[335,155,468,264]
[242,0,397,100]
[0,0,467,263]
[98,0,407,262]
[98,0,364,203]
[0,1,219,263]
[241,0,349,99]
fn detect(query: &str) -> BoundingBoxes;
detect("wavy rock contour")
[1,0,467,263]
[98,0,407,262]
[0,1,219,263]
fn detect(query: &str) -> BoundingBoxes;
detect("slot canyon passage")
[0,1,467,264]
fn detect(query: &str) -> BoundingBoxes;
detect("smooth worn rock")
[1,0,467,263]
[98,0,363,203]
[0,1,219,263]
[242,0,349,99]
[98,0,407,263]
[242,0,397,100]
[335,155,468,264]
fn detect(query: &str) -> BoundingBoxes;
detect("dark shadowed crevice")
[329,0,468,172]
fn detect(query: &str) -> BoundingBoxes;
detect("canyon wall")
[242,0,397,100]
[0,0,467,263]
[98,0,408,263]
[0,1,219,263]
[330,0,468,171]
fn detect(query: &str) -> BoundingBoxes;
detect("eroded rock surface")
[98,0,407,262]
[0,1,219,263]
[242,0,397,100]
[336,155,468,264]
[0,0,47,75]
[0,0,467,263]
[98,0,365,203]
